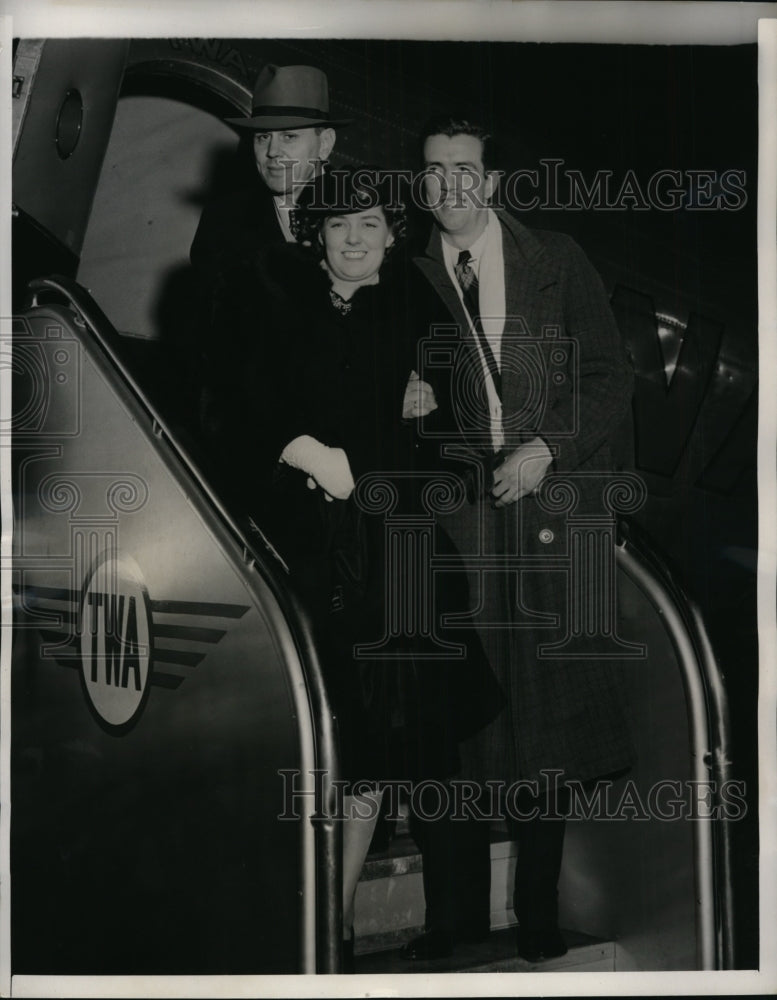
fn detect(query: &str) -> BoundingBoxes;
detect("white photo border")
[1,3,775,997]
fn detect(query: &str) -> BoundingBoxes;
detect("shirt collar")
[441,211,494,272]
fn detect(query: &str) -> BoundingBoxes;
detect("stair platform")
[353,825,614,973]
[354,926,615,974]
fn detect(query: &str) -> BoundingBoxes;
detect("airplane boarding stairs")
[9,276,735,979]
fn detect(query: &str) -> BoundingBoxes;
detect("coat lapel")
[252,185,289,245]
[498,210,560,331]
[413,228,471,333]
[495,212,561,447]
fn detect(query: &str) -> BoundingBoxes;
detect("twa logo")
[79,553,151,731]
[15,555,251,731]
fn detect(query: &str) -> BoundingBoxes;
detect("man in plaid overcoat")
[404,115,636,964]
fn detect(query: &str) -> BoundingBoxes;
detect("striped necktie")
[454,249,502,398]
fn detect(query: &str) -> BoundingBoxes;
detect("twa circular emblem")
[80,552,152,731]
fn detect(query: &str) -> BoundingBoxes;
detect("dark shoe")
[516,927,567,963]
[401,929,453,960]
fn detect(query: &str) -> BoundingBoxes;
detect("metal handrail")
[617,518,735,969]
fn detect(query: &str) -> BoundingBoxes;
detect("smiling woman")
[284,167,408,312]
[320,209,395,290]
[197,164,503,965]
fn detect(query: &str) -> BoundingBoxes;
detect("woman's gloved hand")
[280,435,355,500]
[403,370,438,419]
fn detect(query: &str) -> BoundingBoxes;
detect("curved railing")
[616,518,735,969]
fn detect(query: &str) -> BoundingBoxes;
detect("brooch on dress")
[329,289,353,316]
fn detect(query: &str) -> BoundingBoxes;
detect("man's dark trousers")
[408,784,570,938]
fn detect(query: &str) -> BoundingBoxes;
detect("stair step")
[361,833,423,881]
[354,926,615,974]
[355,827,520,950]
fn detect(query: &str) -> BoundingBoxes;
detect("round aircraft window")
[55,89,83,160]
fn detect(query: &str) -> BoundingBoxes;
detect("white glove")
[403,370,438,419]
[280,435,355,500]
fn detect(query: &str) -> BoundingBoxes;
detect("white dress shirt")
[441,209,506,450]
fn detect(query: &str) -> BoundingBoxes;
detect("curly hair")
[291,165,407,253]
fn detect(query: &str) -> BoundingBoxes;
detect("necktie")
[454,250,502,398]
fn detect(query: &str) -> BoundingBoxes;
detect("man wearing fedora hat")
[189,64,351,483]
[191,63,351,282]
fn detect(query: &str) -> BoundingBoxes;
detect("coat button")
[539,528,554,544]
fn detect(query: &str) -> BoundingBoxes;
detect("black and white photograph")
[1,2,775,996]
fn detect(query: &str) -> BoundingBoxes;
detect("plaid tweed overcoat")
[413,210,637,785]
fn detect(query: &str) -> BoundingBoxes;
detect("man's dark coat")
[188,182,290,464]
[190,183,287,290]
[413,210,637,785]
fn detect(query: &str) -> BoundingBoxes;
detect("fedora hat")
[225,64,353,130]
